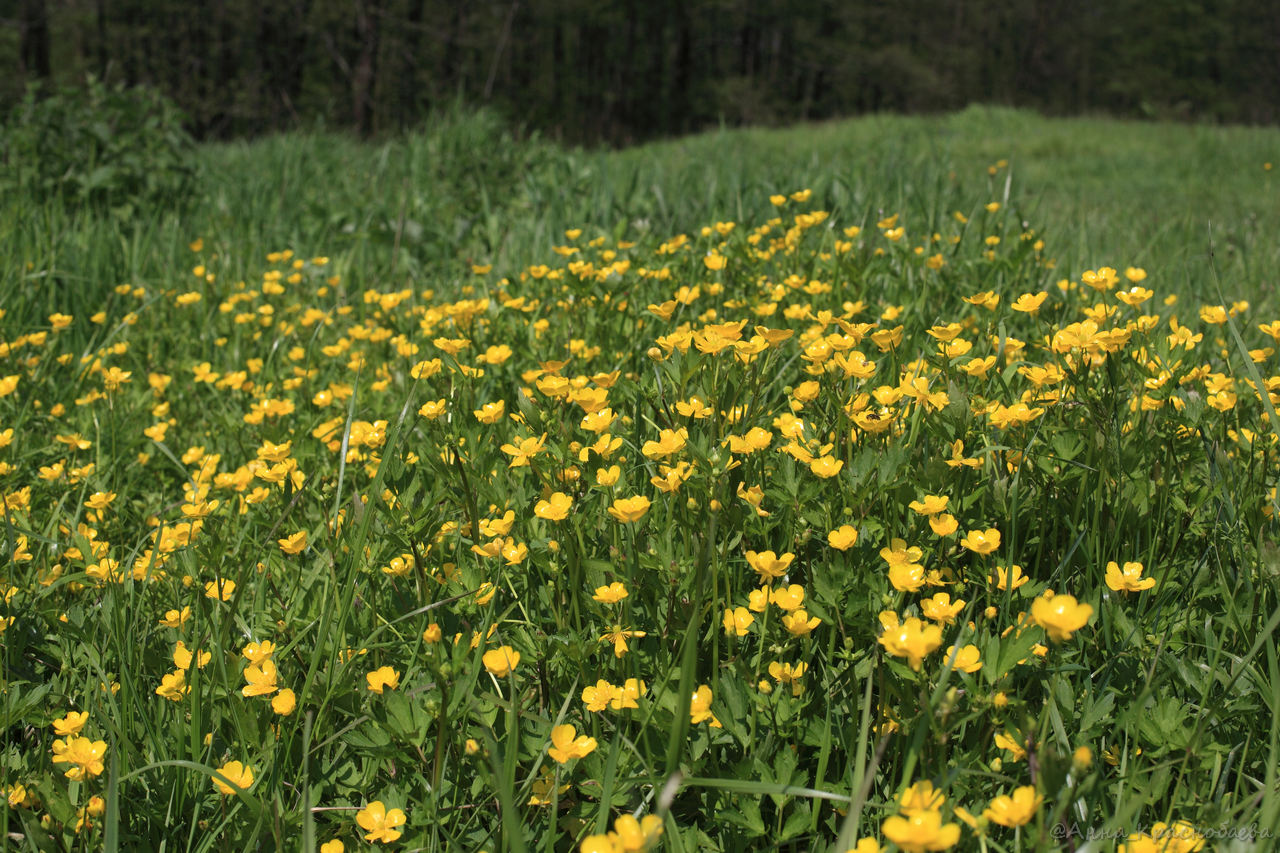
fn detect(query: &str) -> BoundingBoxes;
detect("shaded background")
[7,0,1280,143]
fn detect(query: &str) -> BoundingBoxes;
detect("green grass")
[2,106,1280,851]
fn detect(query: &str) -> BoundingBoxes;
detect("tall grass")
[2,106,1279,852]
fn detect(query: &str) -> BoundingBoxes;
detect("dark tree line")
[7,0,1280,142]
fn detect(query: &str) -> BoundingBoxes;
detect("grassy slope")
[4,106,1278,322]
[600,107,1279,304]
[3,106,1280,850]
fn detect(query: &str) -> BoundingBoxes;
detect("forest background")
[7,0,1280,144]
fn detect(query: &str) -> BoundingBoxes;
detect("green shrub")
[1,77,197,217]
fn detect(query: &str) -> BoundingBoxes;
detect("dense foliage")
[4,109,1280,851]
[7,0,1280,141]
[0,77,196,217]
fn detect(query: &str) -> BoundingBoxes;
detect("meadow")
[2,106,1280,851]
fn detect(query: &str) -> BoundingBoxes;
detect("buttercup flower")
[959,528,1001,555]
[943,644,983,673]
[983,785,1042,827]
[1105,560,1156,592]
[722,606,755,636]
[878,617,943,671]
[535,492,573,521]
[608,495,651,523]
[213,760,255,795]
[52,711,89,736]
[592,582,629,603]
[1031,593,1093,641]
[828,525,858,550]
[278,530,308,554]
[483,645,521,677]
[272,688,297,715]
[356,800,407,843]
[746,550,795,581]
[51,737,108,780]
[882,809,961,852]
[366,666,401,693]
[548,724,598,763]
[689,685,722,726]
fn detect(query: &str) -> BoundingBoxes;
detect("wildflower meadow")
[3,108,1280,852]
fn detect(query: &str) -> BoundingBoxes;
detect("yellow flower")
[1010,291,1048,313]
[581,679,619,712]
[983,785,1042,827]
[810,455,843,477]
[770,584,805,611]
[474,401,506,423]
[272,688,297,715]
[242,640,276,663]
[242,660,279,697]
[988,402,1045,430]
[877,617,942,670]
[726,427,773,453]
[1105,560,1155,592]
[943,644,982,673]
[610,814,664,850]
[908,495,949,516]
[84,491,117,511]
[155,669,190,701]
[205,578,236,601]
[320,841,345,853]
[722,606,755,636]
[213,760,254,795]
[52,711,89,736]
[847,838,883,853]
[994,731,1027,761]
[745,549,795,581]
[608,495,651,523]
[781,609,821,636]
[882,809,961,852]
[599,626,646,657]
[959,528,1001,555]
[580,834,617,852]
[534,492,573,521]
[611,678,645,710]
[501,434,548,468]
[642,427,688,459]
[366,666,401,693]
[828,525,858,550]
[989,564,1028,590]
[356,800,407,844]
[920,593,965,625]
[896,780,946,814]
[1120,820,1205,853]
[173,641,211,670]
[690,685,722,727]
[928,514,958,537]
[1116,286,1153,306]
[418,399,447,418]
[548,724,598,763]
[767,661,808,695]
[1031,593,1093,642]
[473,581,497,605]
[278,530,308,555]
[483,646,521,677]
[501,538,528,565]
[51,737,108,780]
[592,582,629,604]
[423,623,443,643]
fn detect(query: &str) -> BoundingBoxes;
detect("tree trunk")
[19,0,53,81]
[352,0,382,135]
